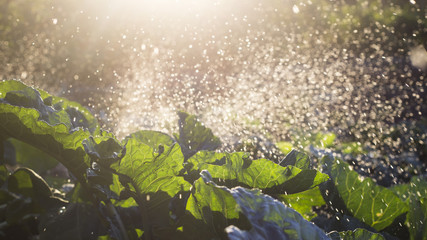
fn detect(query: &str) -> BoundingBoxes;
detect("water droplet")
[292,5,300,14]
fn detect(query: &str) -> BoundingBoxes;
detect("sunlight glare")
[107,0,221,19]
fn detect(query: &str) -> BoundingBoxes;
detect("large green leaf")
[175,111,221,160]
[278,186,326,220]
[0,80,100,182]
[112,138,190,197]
[111,137,191,238]
[324,157,408,231]
[328,228,385,240]
[187,151,328,194]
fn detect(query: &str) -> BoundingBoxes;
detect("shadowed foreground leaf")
[184,170,328,240]
[183,171,249,240]
[224,182,329,239]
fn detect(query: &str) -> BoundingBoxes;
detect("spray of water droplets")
[1,0,426,179]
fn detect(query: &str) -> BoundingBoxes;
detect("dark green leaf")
[6,138,58,173]
[39,203,106,240]
[176,111,221,160]
[0,189,17,205]
[7,168,67,209]
[0,165,7,185]
[1,168,67,226]
[8,168,52,199]
[83,136,122,166]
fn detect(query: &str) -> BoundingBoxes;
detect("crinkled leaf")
[175,111,221,160]
[125,130,175,151]
[224,182,329,240]
[0,80,99,182]
[328,228,385,240]
[279,149,310,169]
[188,151,328,194]
[112,138,190,197]
[278,186,326,220]
[38,89,98,135]
[112,138,191,238]
[1,84,71,128]
[324,157,408,231]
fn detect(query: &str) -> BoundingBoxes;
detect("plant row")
[0,80,425,239]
